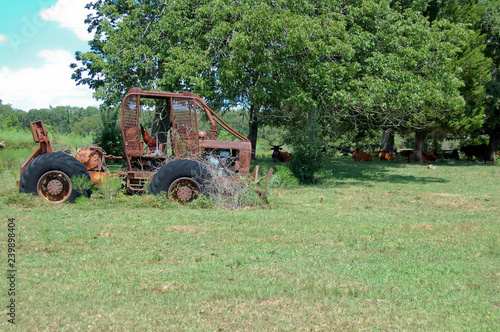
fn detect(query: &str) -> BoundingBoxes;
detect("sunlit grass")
[1,146,498,330]
[0,128,34,142]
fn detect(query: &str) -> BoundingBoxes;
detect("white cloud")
[0,49,99,110]
[0,34,7,43]
[40,0,94,41]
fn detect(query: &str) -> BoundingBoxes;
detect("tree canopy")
[336,3,470,134]
[71,0,496,166]
[482,0,500,159]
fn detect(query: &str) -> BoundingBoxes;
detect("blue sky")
[0,0,98,111]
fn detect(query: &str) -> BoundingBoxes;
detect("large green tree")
[326,1,473,162]
[72,0,351,159]
[213,1,351,157]
[483,0,500,160]
[72,0,170,104]
[426,0,495,159]
[0,102,25,130]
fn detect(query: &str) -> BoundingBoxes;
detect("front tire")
[149,160,209,203]
[19,152,91,203]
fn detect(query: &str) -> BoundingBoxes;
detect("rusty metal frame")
[120,88,252,183]
[20,88,255,198]
[170,97,200,157]
[20,121,53,175]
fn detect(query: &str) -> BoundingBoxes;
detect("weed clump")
[196,153,268,209]
[72,174,124,201]
[90,175,123,200]
[267,165,299,188]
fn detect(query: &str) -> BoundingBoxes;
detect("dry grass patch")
[166,225,199,233]
[409,223,433,230]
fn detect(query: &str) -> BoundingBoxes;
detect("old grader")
[19,88,271,203]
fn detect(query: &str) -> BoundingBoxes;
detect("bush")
[287,127,324,184]
[94,106,123,156]
[71,175,96,196]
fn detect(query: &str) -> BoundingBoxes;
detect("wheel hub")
[176,186,193,201]
[47,179,64,195]
[37,171,72,203]
[168,177,201,203]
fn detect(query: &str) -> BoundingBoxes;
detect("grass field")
[1,138,499,330]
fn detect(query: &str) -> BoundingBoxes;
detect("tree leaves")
[71,0,490,150]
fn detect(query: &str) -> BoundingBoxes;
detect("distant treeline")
[0,100,102,137]
[0,100,288,146]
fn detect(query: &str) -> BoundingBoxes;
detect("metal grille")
[122,96,142,156]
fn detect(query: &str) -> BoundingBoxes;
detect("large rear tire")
[19,152,91,203]
[149,159,209,203]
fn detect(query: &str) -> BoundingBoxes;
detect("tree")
[216,1,351,162]
[328,1,474,162]
[0,103,23,130]
[380,130,395,153]
[72,0,352,160]
[72,1,167,104]
[94,105,123,156]
[72,0,476,165]
[483,0,500,160]
[71,113,103,137]
[416,0,499,160]
[21,106,100,135]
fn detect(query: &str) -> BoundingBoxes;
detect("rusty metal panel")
[122,94,142,157]
[200,140,252,179]
[20,121,53,175]
[75,147,105,171]
[88,171,109,186]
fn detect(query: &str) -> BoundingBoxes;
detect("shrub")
[267,165,299,188]
[71,175,95,195]
[94,106,123,156]
[287,127,324,184]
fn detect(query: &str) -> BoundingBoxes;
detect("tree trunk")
[380,130,394,153]
[487,125,500,162]
[247,104,259,160]
[414,131,426,163]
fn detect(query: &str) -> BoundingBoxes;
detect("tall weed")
[198,154,267,209]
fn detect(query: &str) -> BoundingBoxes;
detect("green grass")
[0,137,499,330]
